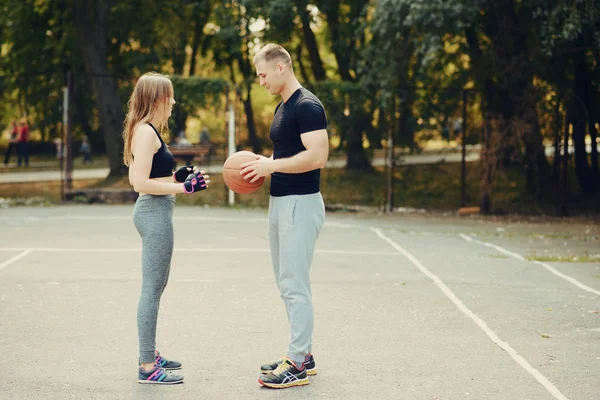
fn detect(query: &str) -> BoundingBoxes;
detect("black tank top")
[147,123,175,178]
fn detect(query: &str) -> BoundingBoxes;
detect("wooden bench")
[170,144,214,166]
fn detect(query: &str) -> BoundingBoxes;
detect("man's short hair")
[253,43,292,67]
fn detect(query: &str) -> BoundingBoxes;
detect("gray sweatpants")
[133,194,175,363]
[268,192,325,365]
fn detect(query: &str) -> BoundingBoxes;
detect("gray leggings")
[268,193,325,365]
[133,194,175,363]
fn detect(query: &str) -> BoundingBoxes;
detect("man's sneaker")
[138,364,184,384]
[258,357,309,389]
[261,354,317,376]
[155,350,181,370]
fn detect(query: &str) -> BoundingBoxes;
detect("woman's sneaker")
[155,350,181,370]
[138,364,184,384]
[261,354,317,376]
[258,357,309,389]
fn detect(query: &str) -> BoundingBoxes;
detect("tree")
[314,0,375,170]
[151,1,214,137]
[210,0,263,154]
[0,1,75,142]
[535,0,600,194]
[392,0,556,213]
[294,0,326,81]
[73,0,126,177]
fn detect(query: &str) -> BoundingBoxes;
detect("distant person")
[53,137,63,160]
[199,128,210,145]
[177,131,191,147]
[122,72,210,385]
[80,136,91,164]
[17,121,29,167]
[3,121,17,166]
[171,130,191,147]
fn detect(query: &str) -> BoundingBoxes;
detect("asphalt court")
[0,205,598,399]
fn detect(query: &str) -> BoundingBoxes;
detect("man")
[240,43,329,389]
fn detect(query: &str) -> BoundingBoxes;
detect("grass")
[526,255,600,263]
[486,254,510,259]
[0,179,101,204]
[1,162,599,216]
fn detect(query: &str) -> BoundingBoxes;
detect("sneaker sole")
[261,368,317,376]
[258,377,309,389]
[138,379,184,385]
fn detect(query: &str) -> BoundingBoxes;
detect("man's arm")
[271,129,328,173]
[240,129,328,182]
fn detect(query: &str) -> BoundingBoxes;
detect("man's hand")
[240,155,273,183]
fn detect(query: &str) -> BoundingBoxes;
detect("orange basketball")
[222,151,265,194]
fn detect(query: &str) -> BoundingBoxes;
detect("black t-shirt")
[270,87,327,196]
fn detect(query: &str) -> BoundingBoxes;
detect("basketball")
[222,151,265,194]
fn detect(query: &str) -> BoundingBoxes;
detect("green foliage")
[532,0,600,55]
[261,0,297,43]
[0,0,598,211]
[312,80,377,151]
[0,0,75,138]
[170,76,228,115]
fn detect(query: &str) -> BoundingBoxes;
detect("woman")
[123,72,209,384]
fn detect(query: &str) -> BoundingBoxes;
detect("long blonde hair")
[122,72,174,166]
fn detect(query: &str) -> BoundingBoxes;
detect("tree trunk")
[170,14,192,139]
[571,116,594,192]
[398,96,415,150]
[188,17,203,77]
[558,112,570,216]
[318,0,371,167]
[520,89,549,199]
[243,82,262,154]
[296,0,326,81]
[72,76,97,149]
[73,0,125,177]
[571,55,595,193]
[346,124,371,170]
[320,1,353,82]
[232,41,261,154]
[552,102,561,189]
[172,23,188,76]
[480,114,494,215]
[590,118,599,179]
[189,5,211,76]
[295,45,312,85]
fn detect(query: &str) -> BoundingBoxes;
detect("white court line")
[0,249,33,272]
[371,227,569,400]
[459,233,600,297]
[0,247,400,256]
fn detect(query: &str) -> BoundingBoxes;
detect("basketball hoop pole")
[62,71,73,200]
[228,98,236,206]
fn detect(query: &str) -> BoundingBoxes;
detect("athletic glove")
[174,165,194,182]
[183,172,207,194]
